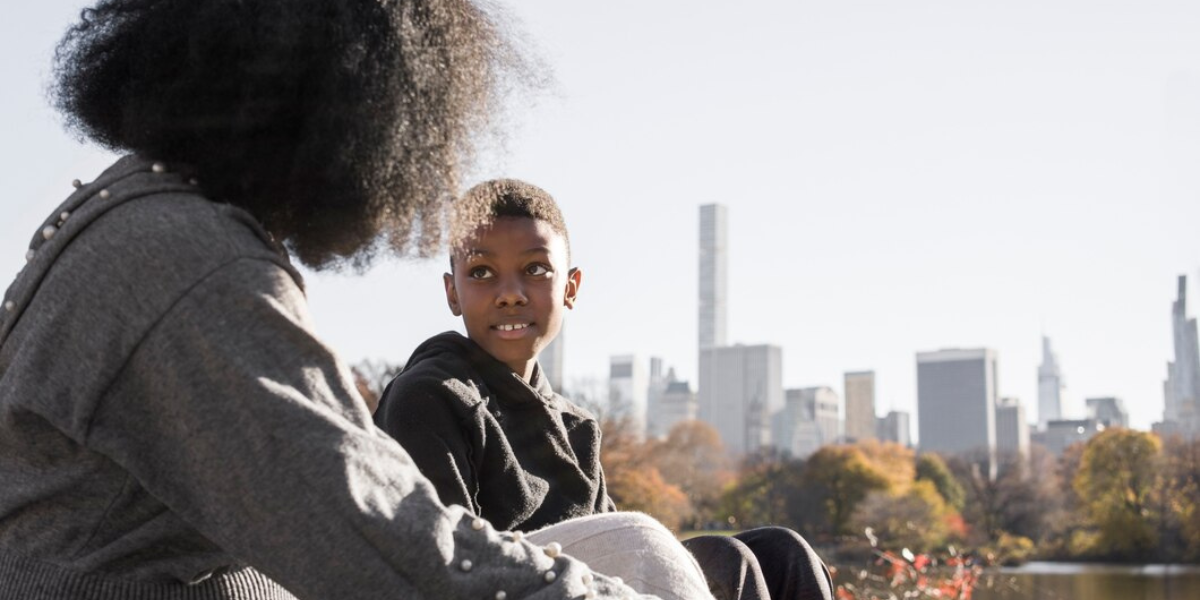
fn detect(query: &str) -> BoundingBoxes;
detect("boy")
[374,178,610,532]
[374,180,832,600]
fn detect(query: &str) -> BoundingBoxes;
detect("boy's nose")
[494,279,528,307]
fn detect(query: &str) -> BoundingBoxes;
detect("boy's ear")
[563,267,582,309]
[443,273,463,316]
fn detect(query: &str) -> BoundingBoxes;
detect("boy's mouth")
[492,322,534,340]
[494,323,530,332]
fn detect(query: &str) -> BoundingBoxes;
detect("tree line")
[600,419,1200,565]
[351,362,1200,564]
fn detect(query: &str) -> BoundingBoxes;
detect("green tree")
[916,453,965,511]
[1073,428,1162,559]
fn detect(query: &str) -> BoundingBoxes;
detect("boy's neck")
[511,361,535,384]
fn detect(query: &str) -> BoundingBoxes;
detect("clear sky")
[4,1,1200,436]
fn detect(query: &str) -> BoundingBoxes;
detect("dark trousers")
[682,527,833,600]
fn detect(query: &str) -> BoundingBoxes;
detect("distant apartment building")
[773,391,816,459]
[1038,336,1065,431]
[995,397,1030,457]
[647,364,697,439]
[646,357,667,437]
[1032,419,1104,456]
[916,348,998,457]
[609,354,648,440]
[1086,396,1129,429]
[773,386,840,458]
[697,344,783,455]
[877,410,911,447]
[843,371,876,442]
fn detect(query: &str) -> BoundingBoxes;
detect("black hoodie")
[373,332,615,532]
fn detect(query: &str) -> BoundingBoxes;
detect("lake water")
[972,562,1200,600]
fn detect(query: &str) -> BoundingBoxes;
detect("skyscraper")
[877,410,911,447]
[697,344,782,455]
[609,354,648,440]
[645,357,676,439]
[1164,275,1200,437]
[651,371,697,440]
[1032,419,1104,456]
[1037,336,1064,431]
[844,371,876,442]
[773,386,840,458]
[1086,396,1129,429]
[917,348,998,457]
[995,397,1030,458]
[698,204,728,351]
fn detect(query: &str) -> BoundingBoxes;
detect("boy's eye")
[526,264,551,276]
[468,266,494,280]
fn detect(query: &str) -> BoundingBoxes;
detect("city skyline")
[4,1,1200,437]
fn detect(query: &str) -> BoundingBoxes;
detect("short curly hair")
[53,0,534,268]
[449,179,570,265]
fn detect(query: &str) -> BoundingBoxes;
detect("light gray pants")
[527,512,715,600]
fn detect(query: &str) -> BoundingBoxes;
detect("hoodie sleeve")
[374,374,480,515]
[82,256,644,600]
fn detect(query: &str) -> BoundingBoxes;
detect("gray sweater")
[0,156,642,599]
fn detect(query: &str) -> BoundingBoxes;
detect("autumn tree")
[652,420,733,528]
[800,445,890,536]
[1155,435,1200,561]
[850,480,953,553]
[599,416,692,529]
[350,358,404,414]
[720,455,804,530]
[605,464,692,529]
[856,440,916,493]
[995,447,1063,545]
[1164,436,1200,561]
[1073,428,1162,559]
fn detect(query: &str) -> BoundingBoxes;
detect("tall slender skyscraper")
[844,371,876,442]
[698,204,728,350]
[1165,275,1200,437]
[1037,336,1064,431]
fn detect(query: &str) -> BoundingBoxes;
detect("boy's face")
[444,216,581,382]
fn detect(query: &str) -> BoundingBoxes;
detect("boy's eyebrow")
[460,246,554,258]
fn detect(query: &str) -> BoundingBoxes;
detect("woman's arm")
[83,257,638,599]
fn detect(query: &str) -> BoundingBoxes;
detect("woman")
[0,1,713,599]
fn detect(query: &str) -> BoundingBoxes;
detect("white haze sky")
[4,1,1200,438]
